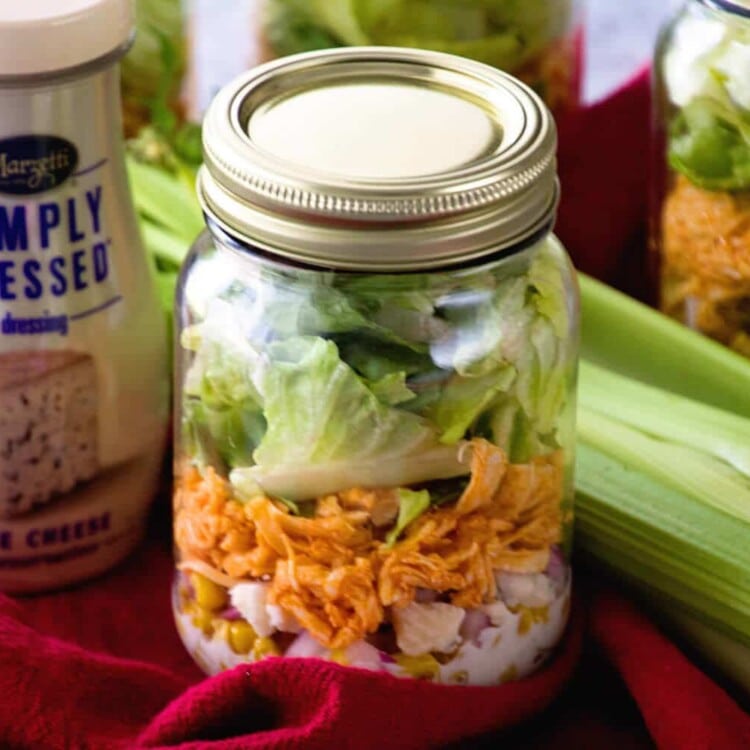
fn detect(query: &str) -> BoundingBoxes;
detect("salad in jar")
[257,0,583,117]
[172,233,576,685]
[656,0,750,356]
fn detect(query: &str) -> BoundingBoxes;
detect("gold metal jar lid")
[199,46,558,271]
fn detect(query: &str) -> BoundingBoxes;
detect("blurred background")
[188,0,679,116]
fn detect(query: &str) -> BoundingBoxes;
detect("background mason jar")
[651,0,750,357]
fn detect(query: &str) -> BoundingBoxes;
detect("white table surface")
[188,0,678,115]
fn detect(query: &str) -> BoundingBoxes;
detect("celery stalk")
[576,443,750,587]
[579,274,750,417]
[154,269,178,315]
[141,218,193,269]
[577,533,750,647]
[126,157,204,243]
[577,514,750,613]
[662,608,750,693]
[580,360,750,479]
[579,503,750,588]
[578,407,750,525]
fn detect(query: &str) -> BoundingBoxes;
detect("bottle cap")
[0,0,133,78]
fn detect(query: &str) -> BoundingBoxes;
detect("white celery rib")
[579,359,750,479]
[577,406,750,526]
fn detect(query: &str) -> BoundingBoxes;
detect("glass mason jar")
[173,48,579,685]
[652,0,750,356]
[256,1,585,119]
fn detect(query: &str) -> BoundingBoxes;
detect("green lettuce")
[263,0,574,72]
[669,96,750,191]
[428,368,515,445]
[367,372,417,406]
[664,21,750,191]
[426,243,573,451]
[240,336,469,499]
[182,239,574,497]
[385,489,431,547]
[181,301,266,469]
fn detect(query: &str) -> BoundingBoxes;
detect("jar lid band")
[199,47,559,272]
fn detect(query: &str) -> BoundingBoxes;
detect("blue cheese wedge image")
[0,350,98,517]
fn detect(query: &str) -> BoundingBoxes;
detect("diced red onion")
[219,606,243,621]
[414,588,439,604]
[459,609,491,645]
[378,650,396,664]
[181,572,195,599]
[546,546,567,584]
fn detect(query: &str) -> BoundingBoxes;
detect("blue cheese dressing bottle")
[0,0,169,591]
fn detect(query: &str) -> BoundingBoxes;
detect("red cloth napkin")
[2,69,749,750]
[2,533,749,750]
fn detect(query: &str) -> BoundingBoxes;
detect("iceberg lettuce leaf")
[264,0,575,71]
[248,336,468,499]
[428,367,516,445]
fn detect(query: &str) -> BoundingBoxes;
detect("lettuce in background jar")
[653,0,750,356]
[122,0,188,137]
[258,0,584,117]
[172,48,579,684]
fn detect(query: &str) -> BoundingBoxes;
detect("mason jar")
[652,0,750,356]
[172,47,579,685]
[257,1,585,118]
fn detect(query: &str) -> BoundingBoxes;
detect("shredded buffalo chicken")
[661,175,750,355]
[174,439,565,649]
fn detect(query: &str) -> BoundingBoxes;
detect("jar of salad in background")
[121,0,188,137]
[173,48,579,685]
[652,0,750,356]
[256,1,585,119]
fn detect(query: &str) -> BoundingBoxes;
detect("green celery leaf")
[385,488,431,547]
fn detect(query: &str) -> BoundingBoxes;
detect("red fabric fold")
[1,67,749,750]
[2,538,748,750]
[556,66,652,290]
[591,591,750,750]
[0,540,582,750]
[139,632,581,750]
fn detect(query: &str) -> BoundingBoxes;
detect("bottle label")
[0,124,167,587]
[0,135,79,196]
[0,137,117,334]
